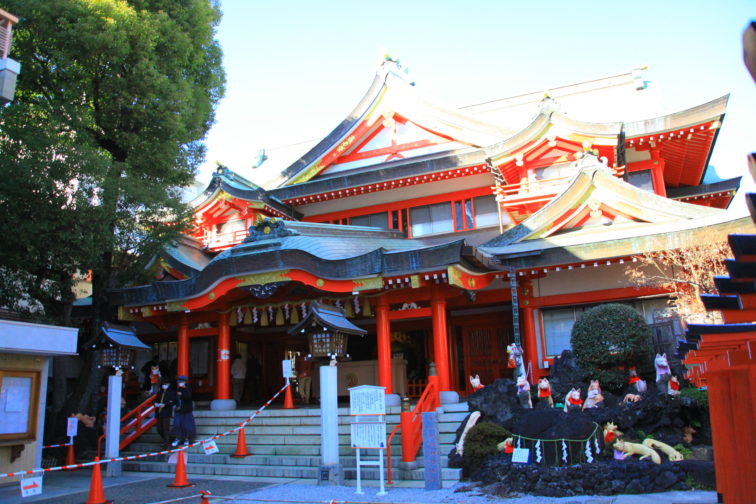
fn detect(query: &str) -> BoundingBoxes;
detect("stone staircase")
[122,402,468,486]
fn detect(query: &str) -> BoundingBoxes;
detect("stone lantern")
[288,302,366,485]
[92,322,150,476]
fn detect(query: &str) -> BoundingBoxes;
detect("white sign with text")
[350,422,387,449]
[20,476,43,498]
[66,417,78,437]
[512,447,530,464]
[202,440,219,455]
[348,385,386,416]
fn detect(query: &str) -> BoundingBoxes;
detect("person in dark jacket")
[171,375,196,446]
[154,379,176,449]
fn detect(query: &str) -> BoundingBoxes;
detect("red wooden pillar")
[707,366,756,503]
[521,306,539,383]
[177,314,189,378]
[431,288,450,392]
[375,296,393,394]
[216,312,232,400]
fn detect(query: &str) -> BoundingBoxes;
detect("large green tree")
[0,0,225,420]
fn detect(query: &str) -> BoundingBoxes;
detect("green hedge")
[570,303,653,392]
[463,421,511,471]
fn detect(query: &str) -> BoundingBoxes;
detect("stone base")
[317,463,344,486]
[209,399,237,411]
[385,393,401,407]
[399,460,420,471]
[439,391,460,404]
[105,460,122,477]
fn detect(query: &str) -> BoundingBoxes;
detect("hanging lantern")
[96,322,150,370]
[229,311,237,327]
[288,302,366,361]
[243,307,252,325]
[260,308,269,326]
[275,307,284,326]
[289,306,299,325]
[344,301,354,318]
[363,297,372,317]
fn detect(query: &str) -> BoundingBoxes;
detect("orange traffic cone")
[167,450,193,488]
[64,442,75,470]
[200,490,212,504]
[85,457,111,504]
[230,425,252,458]
[283,381,294,409]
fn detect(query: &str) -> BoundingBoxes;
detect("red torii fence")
[683,207,756,504]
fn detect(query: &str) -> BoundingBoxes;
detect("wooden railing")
[386,375,439,484]
[98,394,157,456]
[205,229,248,250]
[0,9,18,60]
[492,167,626,204]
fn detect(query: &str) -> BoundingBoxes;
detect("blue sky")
[200,0,756,205]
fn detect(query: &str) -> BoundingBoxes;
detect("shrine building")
[110,58,752,409]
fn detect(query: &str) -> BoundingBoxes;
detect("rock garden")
[447,303,714,498]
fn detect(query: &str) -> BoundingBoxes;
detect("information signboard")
[350,422,386,449]
[348,385,385,416]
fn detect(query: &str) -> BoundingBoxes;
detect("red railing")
[406,379,426,399]
[386,375,439,484]
[97,394,157,456]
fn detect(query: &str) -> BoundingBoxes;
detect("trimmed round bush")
[462,421,511,473]
[571,303,653,392]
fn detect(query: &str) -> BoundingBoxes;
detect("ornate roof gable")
[274,58,509,187]
[483,154,725,248]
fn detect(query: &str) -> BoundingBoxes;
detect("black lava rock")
[677,459,716,489]
[470,456,687,498]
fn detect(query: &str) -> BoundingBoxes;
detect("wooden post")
[177,314,189,378]
[431,289,450,392]
[217,313,231,400]
[376,296,392,394]
[521,306,539,383]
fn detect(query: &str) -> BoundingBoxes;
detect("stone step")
[121,458,462,482]
[122,402,467,484]
[121,450,456,469]
[131,432,456,453]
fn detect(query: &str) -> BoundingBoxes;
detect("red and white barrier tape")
[42,442,73,449]
[0,382,289,479]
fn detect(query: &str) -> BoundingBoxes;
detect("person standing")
[171,376,196,446]
[230,354,247,404]
[244,354,262,404]
[154,379,176,449]
[297,354,313,405]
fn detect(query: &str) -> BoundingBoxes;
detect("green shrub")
[680,387,709,408]
[462,421,511,472]
[673,443,692,459]
[571,303,653,392]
